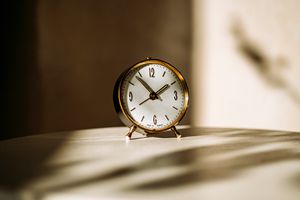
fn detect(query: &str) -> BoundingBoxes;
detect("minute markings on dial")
[130,107,136,112]
[171,81,176,85]
[165,115,169,121]
[162,71,166,77]
[172,106,178,110]
[138,71,143,77]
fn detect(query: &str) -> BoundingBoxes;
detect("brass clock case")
[113,58,189,138]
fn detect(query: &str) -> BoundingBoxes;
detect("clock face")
[119,60,188,131]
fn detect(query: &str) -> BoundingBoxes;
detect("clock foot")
[171,126,181,139]
[126,125,136,140]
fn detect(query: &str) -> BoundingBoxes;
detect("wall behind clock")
[192,0,300,131]
[2,0,192,139]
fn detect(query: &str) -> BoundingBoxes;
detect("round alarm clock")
[113,58,189,140]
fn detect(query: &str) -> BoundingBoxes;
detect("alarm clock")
[113,58,189,140]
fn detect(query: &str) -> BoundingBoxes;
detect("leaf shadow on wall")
[231,20,300,107]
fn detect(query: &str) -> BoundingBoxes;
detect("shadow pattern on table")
[27,127,300,199]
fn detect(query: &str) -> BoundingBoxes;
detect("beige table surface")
[1,126,300,200]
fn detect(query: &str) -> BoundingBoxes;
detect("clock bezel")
[113,58,189,134]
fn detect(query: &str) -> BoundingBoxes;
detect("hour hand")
[156,84,170,96]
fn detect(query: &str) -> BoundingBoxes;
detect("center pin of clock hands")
[139,83,170,105]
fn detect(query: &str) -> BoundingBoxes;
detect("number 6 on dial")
[113,58,189,140]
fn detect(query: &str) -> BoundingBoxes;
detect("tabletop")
[1,126,300,200]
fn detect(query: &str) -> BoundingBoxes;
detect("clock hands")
[136,76,155,93]
[139,97,150,105]
[156,84,170,96]
[139,84,170,105]
[139,93,157,106]
[135,76,162,101]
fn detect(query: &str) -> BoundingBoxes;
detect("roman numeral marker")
[141,115,145,122]
[138,71,143,77]
[129,81,135,86]
[171,81,176,85]
[165,115,169,121]
[130,107,136,112]
[162,71,166,77]
[172,106,178,110]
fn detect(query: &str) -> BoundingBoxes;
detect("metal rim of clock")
[114,58,189,134]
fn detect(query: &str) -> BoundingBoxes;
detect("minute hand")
[136,76,162,101]
[136,76,155,93]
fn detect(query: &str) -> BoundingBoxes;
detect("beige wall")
[193,0,300,131]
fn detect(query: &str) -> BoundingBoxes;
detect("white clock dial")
[120,63,186,131]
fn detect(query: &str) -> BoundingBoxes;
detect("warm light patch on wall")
[192,0,300,131]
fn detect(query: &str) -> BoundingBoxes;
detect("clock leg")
[126,125,136,141]
[171,126,181,139]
